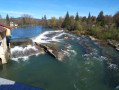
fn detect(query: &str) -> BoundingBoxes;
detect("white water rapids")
[10,30,118,71]
[10,30,76,61]
[32,30,65,43]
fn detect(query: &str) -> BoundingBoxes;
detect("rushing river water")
[0,26,119,90]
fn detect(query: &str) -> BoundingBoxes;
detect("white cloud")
[0,10,33,17]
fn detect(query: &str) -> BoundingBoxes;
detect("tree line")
[0,11,119,41]
[0,14,39,27]
[41,11,119,41]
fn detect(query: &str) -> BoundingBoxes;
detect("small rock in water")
[64,36,69,39]
[57,53,65,61]
[63,34,72,40]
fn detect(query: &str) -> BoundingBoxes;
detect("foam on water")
[10,45,42,61]
[32,30,65,43]
[73,83,80,90]
[61,45,77,59]
[108,63,118,70]
[11,56,29,62]
[82,47,118,70]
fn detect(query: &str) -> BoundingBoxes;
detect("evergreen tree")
[6,14,10,26]
[42,15,48,27]
[82,16,87,22]
[88,12,91,20]
[87,12,92,28]
[97,11,104,22]
[87,12,91,24]
[75,12,79,21]
[97,11,106,26]
[62,11,70,29]
[41,17,44,27]
[0,14,2,22]
[44,15,48,27]
[44,15,47,21]
[91,16,96,24]
[0,14,2,19]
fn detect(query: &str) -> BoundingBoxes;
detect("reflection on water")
[11,26,52,39]
[0,26,119,90]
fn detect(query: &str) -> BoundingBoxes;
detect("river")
[0,26,119,90]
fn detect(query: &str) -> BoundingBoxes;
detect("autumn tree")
[113,12,119,27]
[104,15,113,25]
[74,21,81,30]
[20,14,36,26]
[57,17,64,29]
[50,17,57,28]
[68,16,75,31]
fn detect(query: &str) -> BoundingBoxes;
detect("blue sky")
[0,0,119,19]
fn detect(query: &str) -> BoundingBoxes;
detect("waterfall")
[10,45,42,61]
[10,30,77,61]
[32,30,65,43]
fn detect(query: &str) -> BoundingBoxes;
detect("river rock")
[78,40,92,54]
[89,36,99,41]
[57,52,65,61]
[63,35,72,39]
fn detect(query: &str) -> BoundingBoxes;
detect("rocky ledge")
[34,42,66,61]
[107,39,119,51]
[10,38,33,47]
[88,36,100,41]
